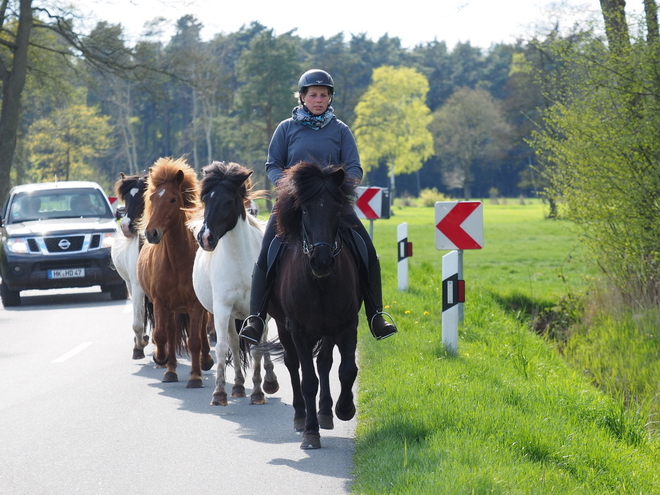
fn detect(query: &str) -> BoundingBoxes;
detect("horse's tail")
[175,313,190,356]
[256,338,285,361]
[144,296,154,335]
[223,319,251,373]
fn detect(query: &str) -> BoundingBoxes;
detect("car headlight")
[101,232,116,249]
[6,237,29,254]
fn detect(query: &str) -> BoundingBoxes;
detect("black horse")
[268,161,362,449]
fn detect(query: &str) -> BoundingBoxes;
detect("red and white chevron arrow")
[435,201,484,250]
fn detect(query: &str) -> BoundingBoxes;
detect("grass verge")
[352,201,659,494]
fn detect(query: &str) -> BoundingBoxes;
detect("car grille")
[21,233,110,255]
[44,235,85,253]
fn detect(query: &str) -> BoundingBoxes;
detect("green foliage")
[531,32,660,304]
[354,66,434,191]
[431,86,513,199]
[352,204,660,493]
[417,187,450,206]
[26,101,112,183]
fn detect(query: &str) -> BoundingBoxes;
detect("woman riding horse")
[240,69,397,344]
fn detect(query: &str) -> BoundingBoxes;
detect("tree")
[431,87,512,199]
[0,1,147,201]
[0,0,33,202]
[234,28,301,193]
[353,66,434,197]
[532,6,660,304]
[26,102,112,184]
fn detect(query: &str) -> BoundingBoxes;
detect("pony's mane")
[275,161,357,238]
[114,172,147,200]
[146,157,200,220]
[201,161,254,203]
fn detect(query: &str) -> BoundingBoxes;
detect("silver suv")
[0,181,127,307]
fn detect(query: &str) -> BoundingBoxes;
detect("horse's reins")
[300,218,343,258]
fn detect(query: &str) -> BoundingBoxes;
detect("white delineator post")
[397,222,412,291]
[442,249,464,355]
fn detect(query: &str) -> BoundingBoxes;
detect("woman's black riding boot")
[239,264,269,345]
[364,259,398,340]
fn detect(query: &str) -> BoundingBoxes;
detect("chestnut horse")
[267,161,361,449]
[137,157,214,387]
[191,161,279,406]
[111,172,149,359]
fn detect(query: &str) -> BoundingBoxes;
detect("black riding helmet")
[298,69,334,104]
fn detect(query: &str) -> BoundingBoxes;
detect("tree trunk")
[0,0,33,202]
[644,0,660,44]
[599,0,631,56]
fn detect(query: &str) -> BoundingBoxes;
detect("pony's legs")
[249,320,279,405]
[228,319,247,399]
[200,311,214,371]
[185,306,207,388]
[132,285,148,359]
[211,314,240,405]
[316,337,335,430]
[152,306,178,382]
[335,331,358,421]
[278,321,305,431]
[292,332,322,449]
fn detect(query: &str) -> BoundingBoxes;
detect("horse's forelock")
[201,161,252,201]
[145,157,200,216]
[276,161,353,238]
[114,173,147,200]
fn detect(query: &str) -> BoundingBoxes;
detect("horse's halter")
[300,214,343,259]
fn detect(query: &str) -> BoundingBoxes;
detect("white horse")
[111,173,149,359]
[191,161,279,406]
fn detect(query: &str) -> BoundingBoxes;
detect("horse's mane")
[145,157,200,220]
[275,161,357,238]
[200,161,256,204]
[114,172,147,200]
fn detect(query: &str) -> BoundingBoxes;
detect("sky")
[71,0,647,50]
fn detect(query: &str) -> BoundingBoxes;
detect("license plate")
[48,268,85,279]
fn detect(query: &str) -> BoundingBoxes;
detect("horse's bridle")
[300,218,343,258]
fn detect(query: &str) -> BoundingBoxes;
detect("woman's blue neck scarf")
[292,105,335,130]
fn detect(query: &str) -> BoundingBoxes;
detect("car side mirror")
[115,205,126,220]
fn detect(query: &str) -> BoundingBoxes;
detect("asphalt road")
[0,288,356,495]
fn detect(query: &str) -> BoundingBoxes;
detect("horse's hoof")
[186,378,203,389]
[263,380,280,395]
[300,432,321,450]
[318,413,334,430]
[210,392,227,406]
[293,417,305,432]
[336,403,356,421]
[250,392,265,405]
[201,357,214,372]
[132,348,145,360]
[231,385,246,398]
[153,353,168,366]
[162,371,178,383]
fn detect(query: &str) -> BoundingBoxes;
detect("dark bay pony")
[268,161,362,449]
[111,172,149,359]
[137,157,214,387]
[191,161,279,406]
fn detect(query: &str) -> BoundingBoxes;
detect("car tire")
[110,283,128,300]
[1,280,21,307]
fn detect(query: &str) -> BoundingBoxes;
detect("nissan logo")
[58,239,71,250]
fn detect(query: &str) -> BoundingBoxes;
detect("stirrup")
[369,311,397,340]
[239,315,265,345]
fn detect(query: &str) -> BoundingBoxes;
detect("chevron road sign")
[435,201,484,251]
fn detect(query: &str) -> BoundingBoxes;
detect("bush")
[418,187,450,206]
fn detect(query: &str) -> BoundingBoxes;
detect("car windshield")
[9,189,113,223]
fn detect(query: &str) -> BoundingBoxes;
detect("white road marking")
[52,342,92,363]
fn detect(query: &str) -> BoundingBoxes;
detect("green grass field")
[351,201,659,494]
